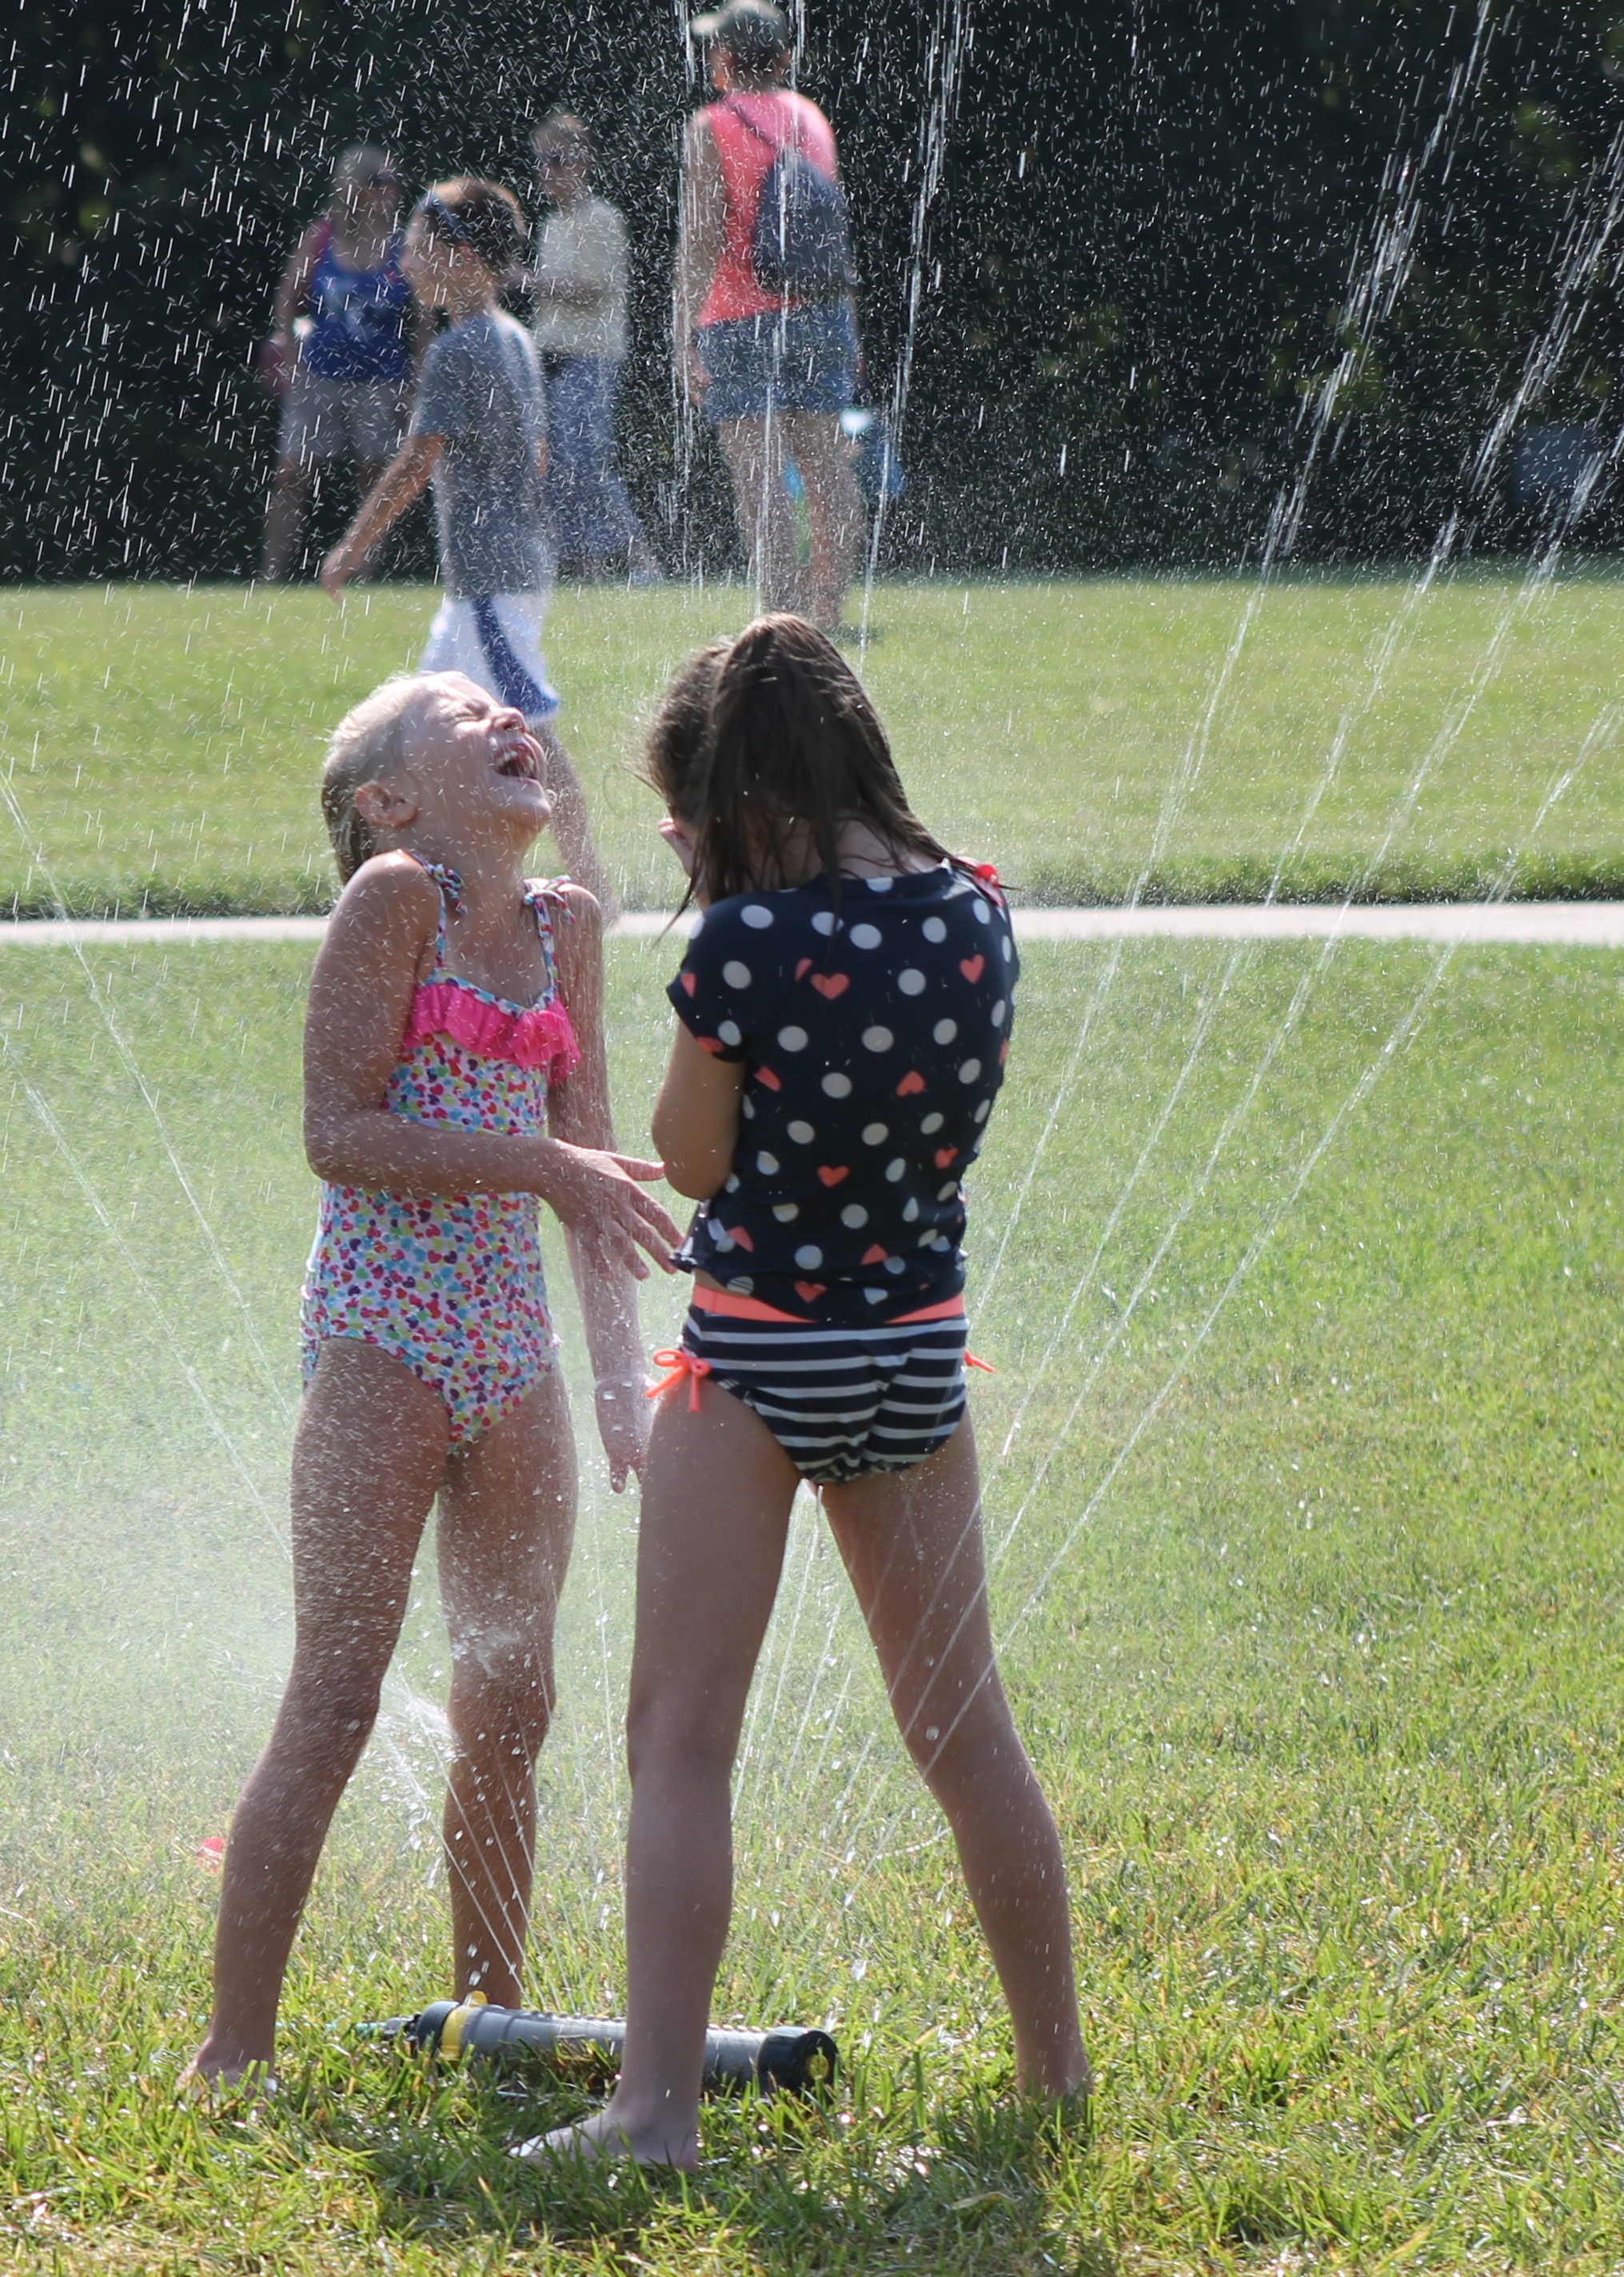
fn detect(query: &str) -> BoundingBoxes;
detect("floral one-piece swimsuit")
[299,856,581,1442]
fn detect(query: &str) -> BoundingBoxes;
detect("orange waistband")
[689,1284,968,1327]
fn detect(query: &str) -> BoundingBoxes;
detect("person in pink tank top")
[676,0,864,631]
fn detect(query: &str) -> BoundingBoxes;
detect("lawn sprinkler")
[359,1996,837,2100]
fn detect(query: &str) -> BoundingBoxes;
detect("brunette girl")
[526,617,1089,2165]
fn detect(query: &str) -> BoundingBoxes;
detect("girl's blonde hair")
[321,676,424,884]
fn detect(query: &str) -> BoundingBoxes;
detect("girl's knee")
[449,1644,555,1761]
[902,1700,1019,1792]
[280,1667,387,1769]
[624,1681,742,1786]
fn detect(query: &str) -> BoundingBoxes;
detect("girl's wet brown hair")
[647,616,949,910]
[642,637,728,819]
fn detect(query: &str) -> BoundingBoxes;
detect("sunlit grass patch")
[2,936,1624,2267]
[6,570,1624,915]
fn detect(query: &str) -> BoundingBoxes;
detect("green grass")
[6,571,1624,914]
[3,932,1624,2269]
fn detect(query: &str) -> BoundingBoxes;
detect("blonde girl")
[188,671,677,2086]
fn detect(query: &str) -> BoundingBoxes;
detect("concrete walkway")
[5,903,1624,947]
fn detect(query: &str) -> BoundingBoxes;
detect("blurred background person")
[676,0,862,631]
[258,146,428,584]
[529,110,661,584]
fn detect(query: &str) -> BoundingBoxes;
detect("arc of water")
[756,550,1611,1915]
[371,1679,582,2008]
[808,362,1622,1793]
[985,499,1573,1513]
[2,1029,289,1560]
[798,485,1452,1855]
[980,520,1460,1438]
[736,1489,824,1790]
[1466,126,1624,500]
[0,770,293,1422]
[806,707,1614,1927]
[739,4,1504,1860]
[855,0,971,649]
[981,58,1624,1331]
[988,714,1613,1643]
[582,1441,631,1856]
[976,5,1501,1310]
[781,1633,858,1818]
[822,504,1512,1839]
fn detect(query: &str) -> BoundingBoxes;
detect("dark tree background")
[4,0,1624,580]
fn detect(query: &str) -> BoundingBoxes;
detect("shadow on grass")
[264,2037,1107,2274]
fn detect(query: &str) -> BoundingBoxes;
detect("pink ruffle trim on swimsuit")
[405,983,582,1081]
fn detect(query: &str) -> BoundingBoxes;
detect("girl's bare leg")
[528,1382,799,2166]
[823,1419,1091,2100]
[780,411,863,633]
[189,1341,449,2081]
[437,1367,577,2006]
[717,414,801,616]
[261,458,313,584]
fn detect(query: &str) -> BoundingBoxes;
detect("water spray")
[359,1996,837,2099]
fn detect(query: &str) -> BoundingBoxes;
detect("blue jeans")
[542,357,648,564]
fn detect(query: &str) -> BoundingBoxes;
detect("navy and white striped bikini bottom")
[657,1286,977,1486]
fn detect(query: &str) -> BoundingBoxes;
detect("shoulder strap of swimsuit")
[402,852,463,973]
[523,876,574,998]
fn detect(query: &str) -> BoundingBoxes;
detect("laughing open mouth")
[495,747,540,780]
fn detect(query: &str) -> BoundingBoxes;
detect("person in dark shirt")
[519,616,1090,2171]
[669,785,1015,1335]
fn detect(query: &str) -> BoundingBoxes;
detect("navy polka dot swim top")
[666,863,1017,1326]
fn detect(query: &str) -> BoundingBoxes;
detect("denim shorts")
[697,301,856,424]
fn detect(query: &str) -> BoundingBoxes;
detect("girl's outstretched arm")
[320,434,441,596]
[304,856,681,1278]
[548,885,651,1490]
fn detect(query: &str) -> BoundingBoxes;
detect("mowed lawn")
[6,571,1624,915]
[2,932,1623,2271]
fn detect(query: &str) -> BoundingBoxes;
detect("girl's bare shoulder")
[328,852,441,949]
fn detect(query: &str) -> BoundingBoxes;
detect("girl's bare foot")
[510,2104,699,2171]
[178,2049,280,2103]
